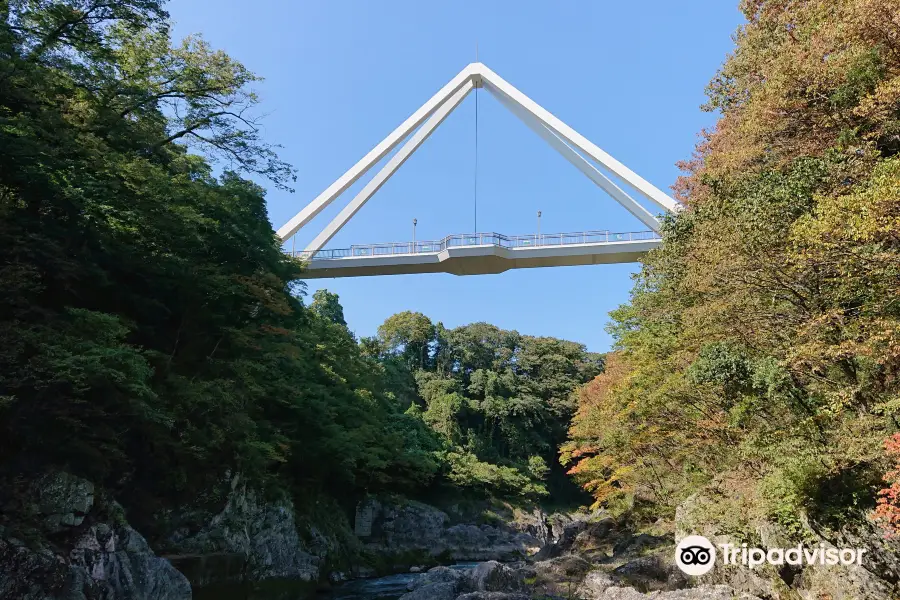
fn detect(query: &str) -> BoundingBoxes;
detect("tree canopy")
[0,0,436,520]
[371,314,602,500]
[0,1,599,522]
[563,0,900,536]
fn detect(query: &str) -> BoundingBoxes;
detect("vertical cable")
[474,84,479,233]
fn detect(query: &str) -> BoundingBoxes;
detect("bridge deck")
[290,230,661,278]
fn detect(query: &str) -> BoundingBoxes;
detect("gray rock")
[32,472,95,533]
[366,499,449,547]
[169,480,319,582]
[468,560,526,593]
[455,593,530,600]
[69,522,191,600]
[409,565,467,590]
[398,581,458,600]
[599,588,650,600]
[0,536,71,600]
[612,554,688,592]
[515,509,551,547]
[355,496,541,564]
[600,584,755,599]
[0,472,190,600]
[577,570,617,597]
[538,515,623,560]
[532,554,593,580]
[446,524,489,547]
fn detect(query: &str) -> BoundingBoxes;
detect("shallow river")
[195,563,478,600]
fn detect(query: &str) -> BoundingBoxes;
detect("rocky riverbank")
[351,496,543,567]
[3,472,899,599]
[0,472,190,600]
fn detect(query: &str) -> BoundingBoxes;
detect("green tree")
[376,315,601,501]
[311,289,347,326]
[0,0,437,526]
[378,311,436,370]
[563,0,900,533]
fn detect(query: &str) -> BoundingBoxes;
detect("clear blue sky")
[168,0,744,351]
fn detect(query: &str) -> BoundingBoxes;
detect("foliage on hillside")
[563,0,900,534]
[369,312,603,500]
[0,1,600,524]
[0,0,439,516]
[874,434,900,535]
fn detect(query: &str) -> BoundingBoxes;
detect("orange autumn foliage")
[563,0,900,531]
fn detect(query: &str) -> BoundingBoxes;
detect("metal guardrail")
[290,230,661,261]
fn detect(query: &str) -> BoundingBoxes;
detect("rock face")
[532,554,593,581]
[676,492,900,600]
[355,497,541,563]
[400,562,529,600]
[167,477,321,583]
[33,472,95,532]
[611,554,688,592]
[535,511,667,562]
[400,581,459,600]
[468,561,527,593]
[0,472,190,600]
[455,593,529,600]
[596,584,761,599]
[397,559,755,600]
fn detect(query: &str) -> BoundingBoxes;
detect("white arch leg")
[477,63,680,214]
[304,80,475,254]
[484,82,661,232]
[276,64,479,241]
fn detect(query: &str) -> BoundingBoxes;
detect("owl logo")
[675,535,716,575]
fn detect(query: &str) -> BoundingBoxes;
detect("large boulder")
[402,565,475,599]
[528,554,593,596]
[355,497,449,548]
[599,584,760,599]
[537,513,634,560]
[354,496,541,565]
[468,560,526,593]
[612,553,688,592]
[167,476,320,582]
[0,472,190,600]
[68,520,192,600]
[577,570,618,597]
[398,581,458,600]
[408,565,468,590]
[455,593,530,600]
[532,554,593,580]
[32,472,95,532]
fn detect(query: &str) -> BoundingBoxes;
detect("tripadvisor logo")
[675,535,867,575]
[676,535,716,575]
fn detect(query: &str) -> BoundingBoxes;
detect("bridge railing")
[291,229,661,260]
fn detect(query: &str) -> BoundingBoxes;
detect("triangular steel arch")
[277,62,681,253]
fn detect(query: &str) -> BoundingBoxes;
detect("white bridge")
[278,62,679,278]
[294,230,661,278]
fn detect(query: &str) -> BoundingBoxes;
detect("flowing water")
[194,563,479,600]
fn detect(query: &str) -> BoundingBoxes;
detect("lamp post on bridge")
[537,210,542,245]
[412,218,417,254]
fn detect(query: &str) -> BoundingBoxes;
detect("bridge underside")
[299,239,660,278]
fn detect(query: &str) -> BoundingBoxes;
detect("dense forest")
[0,0,599,536]
[5,1,900,582]
[368,311,601,500]
[562,0,900,537]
